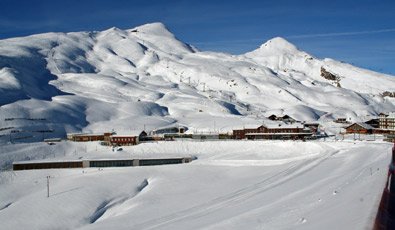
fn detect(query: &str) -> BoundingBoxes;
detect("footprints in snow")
[295,191,339,225]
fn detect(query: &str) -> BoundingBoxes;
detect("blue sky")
[1,0,394,75]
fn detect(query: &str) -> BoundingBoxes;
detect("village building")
[303,123,320,134]
[334,117,348,123]
[365,118,380,128]
[267,114,297,123]
[345,123,374,134]
[192,134,219,140]
[233,123,313,140]
[67,132,112,142]
[150,125,187,136]
[267,114,277,121]
[110,135,138,146]
[379,112,395,130]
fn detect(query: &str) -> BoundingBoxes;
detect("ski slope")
[0,140,391,230]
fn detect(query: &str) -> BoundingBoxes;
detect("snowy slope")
[0,22,395,141]
[0,140,391,230]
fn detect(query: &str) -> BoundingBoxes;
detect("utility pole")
[47,176,50,198]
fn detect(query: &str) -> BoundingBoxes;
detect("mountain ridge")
[0,22,394,141]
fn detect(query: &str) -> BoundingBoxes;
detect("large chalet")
[379,112,395,130]
[233,123,315,140]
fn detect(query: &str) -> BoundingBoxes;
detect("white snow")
[0,140,391,229]
[0,22,395,140]
[1,22,395,229]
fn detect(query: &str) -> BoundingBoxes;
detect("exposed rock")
[321,67,341,87]
[382,91,395,98]
[321,67,338,81]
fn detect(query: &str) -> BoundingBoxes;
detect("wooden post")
[47,176,50,198]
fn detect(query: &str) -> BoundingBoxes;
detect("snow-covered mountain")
[1,22,395,139]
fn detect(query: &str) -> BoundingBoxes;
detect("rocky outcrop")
[382,91,395,98]
[321,67,341,87]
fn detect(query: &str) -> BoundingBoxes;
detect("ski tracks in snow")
[132,148,341,230]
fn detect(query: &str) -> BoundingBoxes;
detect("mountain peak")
[259,37,298,52]
[244,37,302,59]
[129,22,174,37]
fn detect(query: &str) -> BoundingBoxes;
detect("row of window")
[90,160,134,167]
[112,137,135,142]
[139,159,183,166]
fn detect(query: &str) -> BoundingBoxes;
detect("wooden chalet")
[345,123,374,134]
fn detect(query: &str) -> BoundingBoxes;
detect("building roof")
[232,121,304,131]
[245,132,312,136]
[111,135,138,137]
[231,123,263,130]
[379,112,395,118]
[346,122,374,130]
[264,122,304,129]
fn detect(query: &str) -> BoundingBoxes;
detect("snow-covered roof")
[111,134,138,137]
[69,133,108,137]
[347,123,374,130]
[232,122,304,130]
[112,130,144,136]
[245,132,312,136]
[265,123,304,129]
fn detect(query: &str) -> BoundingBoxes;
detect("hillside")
[1,22,395,141]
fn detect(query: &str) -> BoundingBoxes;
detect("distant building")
[303,123,320,135]
[67,133,112,142]
[192,134,219,140]
[267,114,297,123]
[345,123,374,134]
[365,118,379,128]
[379,112,395,130]
[150,125,187,136]
[233,123,312,140]
[334,117,348,124]
[281,115,296,123]
[110,135,138,146]
[267,114,278,121]
[43,138,61,143]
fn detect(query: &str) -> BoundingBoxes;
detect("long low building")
[13,157,193,171]
[233,123,314,140]
[67,133,112,142]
